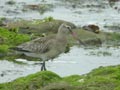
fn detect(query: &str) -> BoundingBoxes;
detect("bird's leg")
[43,60,47,71]
[41,64,44,71]
[43,61,47,71]
[41,60,47,71]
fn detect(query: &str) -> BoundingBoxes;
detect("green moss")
[61,65,120,90]
[115,86,120,90]
[79,65,120,90]
[0,71,61,90]
[0,27,30,45]
[43,16,54,22]
[0,65,120,90]
[40,82,76,90]
[32,17,54,25]
[0,27,30,53]
[111,32,120,41]
[0,45,9,53]
[87,66,120,77]
[62,75,82,86]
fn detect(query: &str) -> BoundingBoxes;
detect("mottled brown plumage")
[17,24,70,58]
[15,23,75,71]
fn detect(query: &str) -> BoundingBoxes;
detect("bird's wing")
[16,36,54,53]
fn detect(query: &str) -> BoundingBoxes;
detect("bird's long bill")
[70,30,86,46]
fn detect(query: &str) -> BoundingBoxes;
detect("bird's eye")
[66,26,71,30]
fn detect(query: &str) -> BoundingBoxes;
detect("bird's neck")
[56,32,67,41]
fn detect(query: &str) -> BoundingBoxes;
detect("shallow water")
[0,46,120,83]
[0,0,120,31]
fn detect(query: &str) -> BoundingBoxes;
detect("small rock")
[5,0,16,5]
[84,38,102,46]
[82,24,100,34]
[24,4,40,10]
[72,4,76,8]
[0,73,4,77]
[0,71,7,77]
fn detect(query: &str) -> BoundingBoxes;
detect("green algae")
[0,71,61,90]
[0,27,30,53]
[0,65,120,90]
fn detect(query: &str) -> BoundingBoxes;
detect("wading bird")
[13,23,83,71]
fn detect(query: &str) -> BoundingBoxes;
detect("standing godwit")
[13,23,80,71]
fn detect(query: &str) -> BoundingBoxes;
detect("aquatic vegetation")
[88,51,112,56]
[43,16,54,22]
[64,44,70,53]
[0,27,30,53]
[104,32,120,46]
[62,75,82,86]
[0,17,6,26]
[0,65,120,90]
[0,71,61,90]
[32,16,54,25]
[81,65,120,90]
[111,32,120,41]
[98,51,112,56]
[0,45,9,53]
[40,82,75,90]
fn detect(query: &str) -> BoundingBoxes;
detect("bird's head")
[58,23,86,46]
[58,23,74,34]
[58,23,79,38]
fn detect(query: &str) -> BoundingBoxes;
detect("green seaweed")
[0,27,30,53]
[0,65,120,90]
[0,71,61,90]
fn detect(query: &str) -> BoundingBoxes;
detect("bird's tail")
[9,47,30,52]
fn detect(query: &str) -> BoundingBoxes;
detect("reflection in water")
[0,46,120,83]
